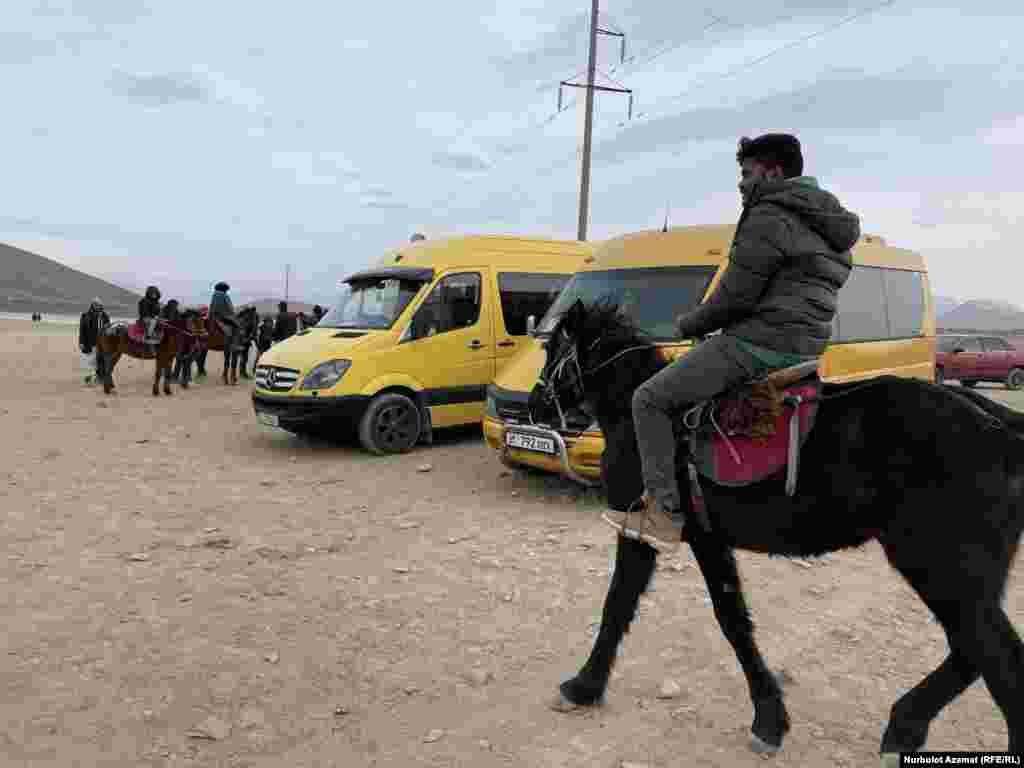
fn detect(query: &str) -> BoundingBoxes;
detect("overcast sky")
[1,0,1021,306]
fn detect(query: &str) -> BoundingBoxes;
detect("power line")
[539,0,900,173]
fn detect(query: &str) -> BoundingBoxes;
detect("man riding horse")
[138,286,162,352]
[605,133,860,553]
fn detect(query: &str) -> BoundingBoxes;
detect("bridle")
[537,331,653,429]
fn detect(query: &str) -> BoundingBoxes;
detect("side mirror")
[526,315,537,337]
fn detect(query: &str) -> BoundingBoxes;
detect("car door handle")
[497,340,515,348]
[468,340,486,350]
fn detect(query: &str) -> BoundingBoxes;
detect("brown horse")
[203,306,259,385]
[96,305,203,396]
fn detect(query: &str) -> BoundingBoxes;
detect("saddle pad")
[127,321,146,343]
[692,383,820,487]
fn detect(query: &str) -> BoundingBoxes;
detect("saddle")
[683,360,822,500]
[128,320,163,345]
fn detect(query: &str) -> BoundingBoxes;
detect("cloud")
[108,71,210,107]
[431,150,490,172]
[361,198,409,210]
[576,64,969,169]
[982,114,1024,147]
[41,0,150,26]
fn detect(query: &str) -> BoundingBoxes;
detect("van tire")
[1007,369,1024,391]
[359,393,422,455]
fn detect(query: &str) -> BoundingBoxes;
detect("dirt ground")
[2,319,1022,768]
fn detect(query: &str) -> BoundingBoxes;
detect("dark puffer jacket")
[676,176,859,357]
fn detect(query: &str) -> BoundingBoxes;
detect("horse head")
[528,298,653,427]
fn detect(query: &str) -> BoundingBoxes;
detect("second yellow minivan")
[252,234,594,453]
[483,224,936,484]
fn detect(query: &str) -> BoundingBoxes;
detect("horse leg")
[163,361,172,395]
[879,529,1023,759]
[104,350,120,394]
[555,535,657,708]
[685,528,790,752]
[239,346,250,379]
[152,358,161,396]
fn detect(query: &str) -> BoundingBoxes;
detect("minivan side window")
[883,269,924,337]
[408,272,482,341]
[497,272,572,336]
[834,266,887,342]
[833,266,926,343]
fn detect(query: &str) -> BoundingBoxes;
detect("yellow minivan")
[252,235,594,453]
[482,224,936,485]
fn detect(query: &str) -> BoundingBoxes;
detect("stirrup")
[620,494,649,541]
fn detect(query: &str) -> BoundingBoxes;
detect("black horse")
[529,299,1024,763]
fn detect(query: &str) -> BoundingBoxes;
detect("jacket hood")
[752,176,860,252]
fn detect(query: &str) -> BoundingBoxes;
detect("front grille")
[255,365,301,392]
[497,402,530,422]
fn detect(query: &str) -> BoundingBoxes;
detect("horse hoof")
[880,753,901,768]
[548,692,584,713]
[750,733,781,755]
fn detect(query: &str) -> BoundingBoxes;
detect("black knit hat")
[736,133,803,177]
[214,282,230,292]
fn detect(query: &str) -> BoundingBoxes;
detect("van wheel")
[934,366,945,385]
[359,393,422,454]
[1007,368,1024,391]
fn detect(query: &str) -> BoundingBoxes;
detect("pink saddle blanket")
[689,381,821,488]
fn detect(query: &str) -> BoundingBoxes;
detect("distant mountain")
[933,295,960,318]
[937,299,1024,332]
[0,242,140,316]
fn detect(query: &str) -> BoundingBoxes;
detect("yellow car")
[483,224,936,484]
[252,234,595,453]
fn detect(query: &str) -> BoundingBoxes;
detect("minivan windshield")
[319,277,426,330]
[538,266,717,341]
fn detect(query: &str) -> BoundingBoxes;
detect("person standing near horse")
[138,286,163,352]
[605,133,861,553]
[79,298,109,384]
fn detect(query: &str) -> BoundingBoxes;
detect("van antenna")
[662,202,670,233]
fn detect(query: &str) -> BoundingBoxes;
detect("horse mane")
[579,298,653,353]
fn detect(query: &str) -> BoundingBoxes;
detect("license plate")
[257,412,280,428]
[505,430,556,455]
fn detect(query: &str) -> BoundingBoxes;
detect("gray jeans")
[631,334,765,516]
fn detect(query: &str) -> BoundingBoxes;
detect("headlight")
[300,359,351,390]
[485,390,498,418]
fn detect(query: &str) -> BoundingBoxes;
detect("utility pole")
[285,264,290,304]
[577,0,600,243]
[558,4,632,241]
